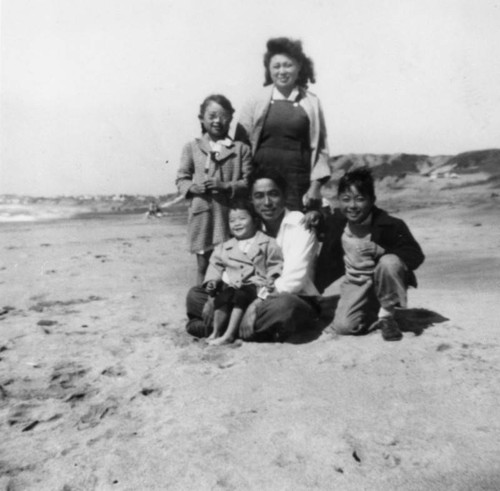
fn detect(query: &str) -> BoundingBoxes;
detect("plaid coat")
[176,135,253,253]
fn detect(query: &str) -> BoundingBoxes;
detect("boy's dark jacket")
[315,206,425,294]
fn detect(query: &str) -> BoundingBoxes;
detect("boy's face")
[338,185,374,224]
[229,209,256,240]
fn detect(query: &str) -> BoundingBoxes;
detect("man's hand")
[205,280,218,295]
[202,297,215,330]
[239,298,261,340]
[301,210,321,231]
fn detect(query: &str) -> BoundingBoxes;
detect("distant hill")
[328,149,500,180]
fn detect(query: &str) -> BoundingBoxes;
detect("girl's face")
[269,54,301,93]
[229,209,256,240]
[199,101,232,141]
[338,185,374,224]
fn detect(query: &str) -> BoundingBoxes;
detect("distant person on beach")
[235,37,330,212]
[203,200,283,345]
[176,94,253,284]
[146,201,163,218]
[186,168,320,342]
[315,168,425,341]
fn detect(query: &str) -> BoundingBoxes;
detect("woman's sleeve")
[176,142,195,197]
[229,143,253,197]
[310,98,331,182]
[234,98,254,145]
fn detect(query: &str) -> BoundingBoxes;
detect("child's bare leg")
[209,307,244,345]
[208,306,229,340]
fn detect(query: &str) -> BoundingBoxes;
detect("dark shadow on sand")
[287,296,449,344]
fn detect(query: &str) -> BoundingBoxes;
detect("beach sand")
[1,187,500,490]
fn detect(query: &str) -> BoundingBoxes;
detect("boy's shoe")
[373,317,403,341]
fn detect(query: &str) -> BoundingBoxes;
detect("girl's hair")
[337,167,376,201]
[229,199,261,228]
[249,167,288,197]
[263,37,316,88]
[198,94,235,134]
[199,94,235,118]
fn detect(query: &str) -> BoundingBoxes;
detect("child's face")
[229,209,256,240]
[199,101,232,141]
[338,185,374,224]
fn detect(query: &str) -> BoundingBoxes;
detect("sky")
[1,0,500,196]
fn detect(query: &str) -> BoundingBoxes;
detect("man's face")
[251,178,286,223]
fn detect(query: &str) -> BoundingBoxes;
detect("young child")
[315,168,425,341]
[176,94,253,284]
[204,200,283,345]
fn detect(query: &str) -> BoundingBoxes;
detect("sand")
[1,186,500,490]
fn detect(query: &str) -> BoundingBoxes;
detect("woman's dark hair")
[228,199,261,228]
[198,94,234,133]
[337,167,376,201]
[249,167,288,197]
[263,37,316,88]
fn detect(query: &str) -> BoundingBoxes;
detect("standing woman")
[236,37,331,211]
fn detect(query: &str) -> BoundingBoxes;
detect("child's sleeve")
[202,244,225,285]
[265,239,284,281]
[387,220,425,271]
[175,142,195,198]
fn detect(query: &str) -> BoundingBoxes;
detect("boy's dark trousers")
[332,254,408,335]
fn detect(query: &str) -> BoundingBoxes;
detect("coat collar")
[195,134,235,161]
[222,231,270,261]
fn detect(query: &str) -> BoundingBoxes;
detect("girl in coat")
[203,200,283,345]
[176,94,253,283]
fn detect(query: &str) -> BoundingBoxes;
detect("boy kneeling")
[315,168,424,341]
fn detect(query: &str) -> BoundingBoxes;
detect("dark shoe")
[373,317,403,341]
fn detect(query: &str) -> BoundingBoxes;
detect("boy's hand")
[189,183,206,195]
[357,241,385,258]
[204,178,228,192]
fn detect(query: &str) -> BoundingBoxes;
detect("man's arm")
[274,222,318,294]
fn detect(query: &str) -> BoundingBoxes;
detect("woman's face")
[269,54,301,93]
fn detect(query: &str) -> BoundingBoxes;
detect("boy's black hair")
[248,167,288,197]
[338,167,376,201]
[228,199,261,229]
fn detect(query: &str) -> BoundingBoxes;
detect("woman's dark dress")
[253,99,311,211]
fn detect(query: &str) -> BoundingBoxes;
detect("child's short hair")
[229,199,261,227]
[338,167,376,201]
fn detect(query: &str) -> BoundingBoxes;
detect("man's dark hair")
[337,167,376,201]
[249,167,288,196]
